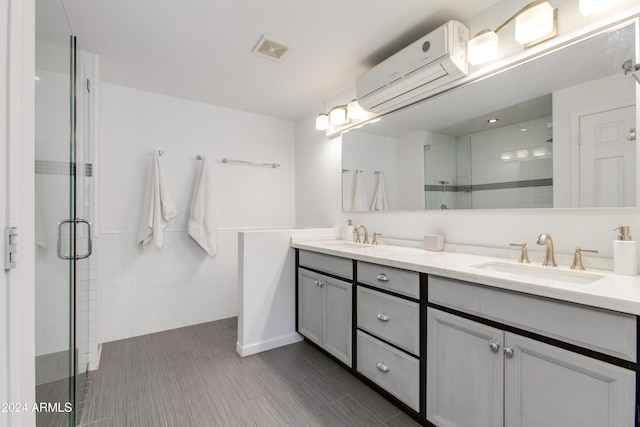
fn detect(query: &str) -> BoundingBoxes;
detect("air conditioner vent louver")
[252,36,292,61]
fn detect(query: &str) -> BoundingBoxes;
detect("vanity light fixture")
[501,151,514,160]
[468,0,557,65]
[329,105,348,125]
[316,99,370,130]
[516,148,530,158]
[579,0,624,16]
[347,99,365,120]
[315,113,330,131]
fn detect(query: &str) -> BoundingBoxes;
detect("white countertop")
[292,238,640,316]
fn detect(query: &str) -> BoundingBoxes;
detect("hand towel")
[351,170,369,211]
[188,158,218,257]
[137,152,177,248]
[370,173,388,211]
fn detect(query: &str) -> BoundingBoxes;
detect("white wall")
[237,227,339,357]
[97,83,296,342]
[294,112,343,228]
[396,131,427,210]
[4,0,36,425]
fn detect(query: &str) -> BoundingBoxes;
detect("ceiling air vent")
[252,36,292,62]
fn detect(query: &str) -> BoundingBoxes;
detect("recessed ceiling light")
[520,128,528,132]
[487,118,499,123]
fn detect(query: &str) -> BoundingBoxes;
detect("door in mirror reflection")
[578,104,636,207]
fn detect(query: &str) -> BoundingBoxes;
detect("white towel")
[370,173,388,211]
[351,171,369,211]
[188,158,217,257]
[137,152,177,248]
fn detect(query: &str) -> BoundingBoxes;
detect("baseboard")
[236,332,303,357]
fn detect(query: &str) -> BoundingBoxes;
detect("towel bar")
[221,158,280,168]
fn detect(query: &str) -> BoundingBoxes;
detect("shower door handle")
[57,218,93,260]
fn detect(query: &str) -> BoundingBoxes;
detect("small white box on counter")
[424,234,444,251]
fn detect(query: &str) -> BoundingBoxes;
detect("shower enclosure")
[35,0,96,425]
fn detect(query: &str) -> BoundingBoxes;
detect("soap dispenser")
[613,226,638,276]
[342,219,355,241]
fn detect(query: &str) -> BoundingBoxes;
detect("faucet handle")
[570,247,598,270]
[372,233,381,245]
[510,243,530,263]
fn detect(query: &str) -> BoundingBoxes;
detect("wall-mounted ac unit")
[356,20,469,114]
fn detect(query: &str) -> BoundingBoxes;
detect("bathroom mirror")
[342,21,637,211]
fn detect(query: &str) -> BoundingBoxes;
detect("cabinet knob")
[376,313,390,322]
[504,347,514,358]
[376,362,389,372]
[489,342,500,353]
[376,273,390,282]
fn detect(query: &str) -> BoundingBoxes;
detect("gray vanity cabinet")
[355,262,422,412]
[427,276,637,427]
[426,308,503,427]
[297,252,353,367]
[504,333,635,427]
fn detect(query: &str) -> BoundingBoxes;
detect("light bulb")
[515,2,554,45]
[315,113,329,131]
[579,0,623,16]
[329,106,348,125]
[347,99,365,120]
[468,31,499,65]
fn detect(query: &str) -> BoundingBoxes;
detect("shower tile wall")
[97,82,296,344]
[97,230,239,342]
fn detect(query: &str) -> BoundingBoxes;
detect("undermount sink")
[322,241,374,250]
[472,261,604,285]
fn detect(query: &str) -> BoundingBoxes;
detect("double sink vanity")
[292,236,640,426]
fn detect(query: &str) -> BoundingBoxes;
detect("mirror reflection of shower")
[438,180,449,209]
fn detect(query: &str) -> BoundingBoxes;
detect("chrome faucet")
[354,225,369,244]
[536,233,557,267]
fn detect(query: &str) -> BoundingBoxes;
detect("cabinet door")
[427,308,504,427]
[504,333,635,427]
[322,276,352,366]
[297,269,322,345]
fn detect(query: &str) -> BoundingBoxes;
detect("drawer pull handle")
[376,362,389,372]
[504,347,514,358]
[376,273,390,282]
[489,342,500,353]
[376,313,390,322]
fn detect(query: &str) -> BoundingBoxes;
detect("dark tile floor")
[35,378,71,427]
[78,317,421,427]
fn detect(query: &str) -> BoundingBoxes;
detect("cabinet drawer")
[428,275,637,362]
[357,262,419,299]
[299,250,353,280]
[357,331,419,411]
[357,286,419,355]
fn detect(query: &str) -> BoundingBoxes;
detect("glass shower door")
[35,0,90,425]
